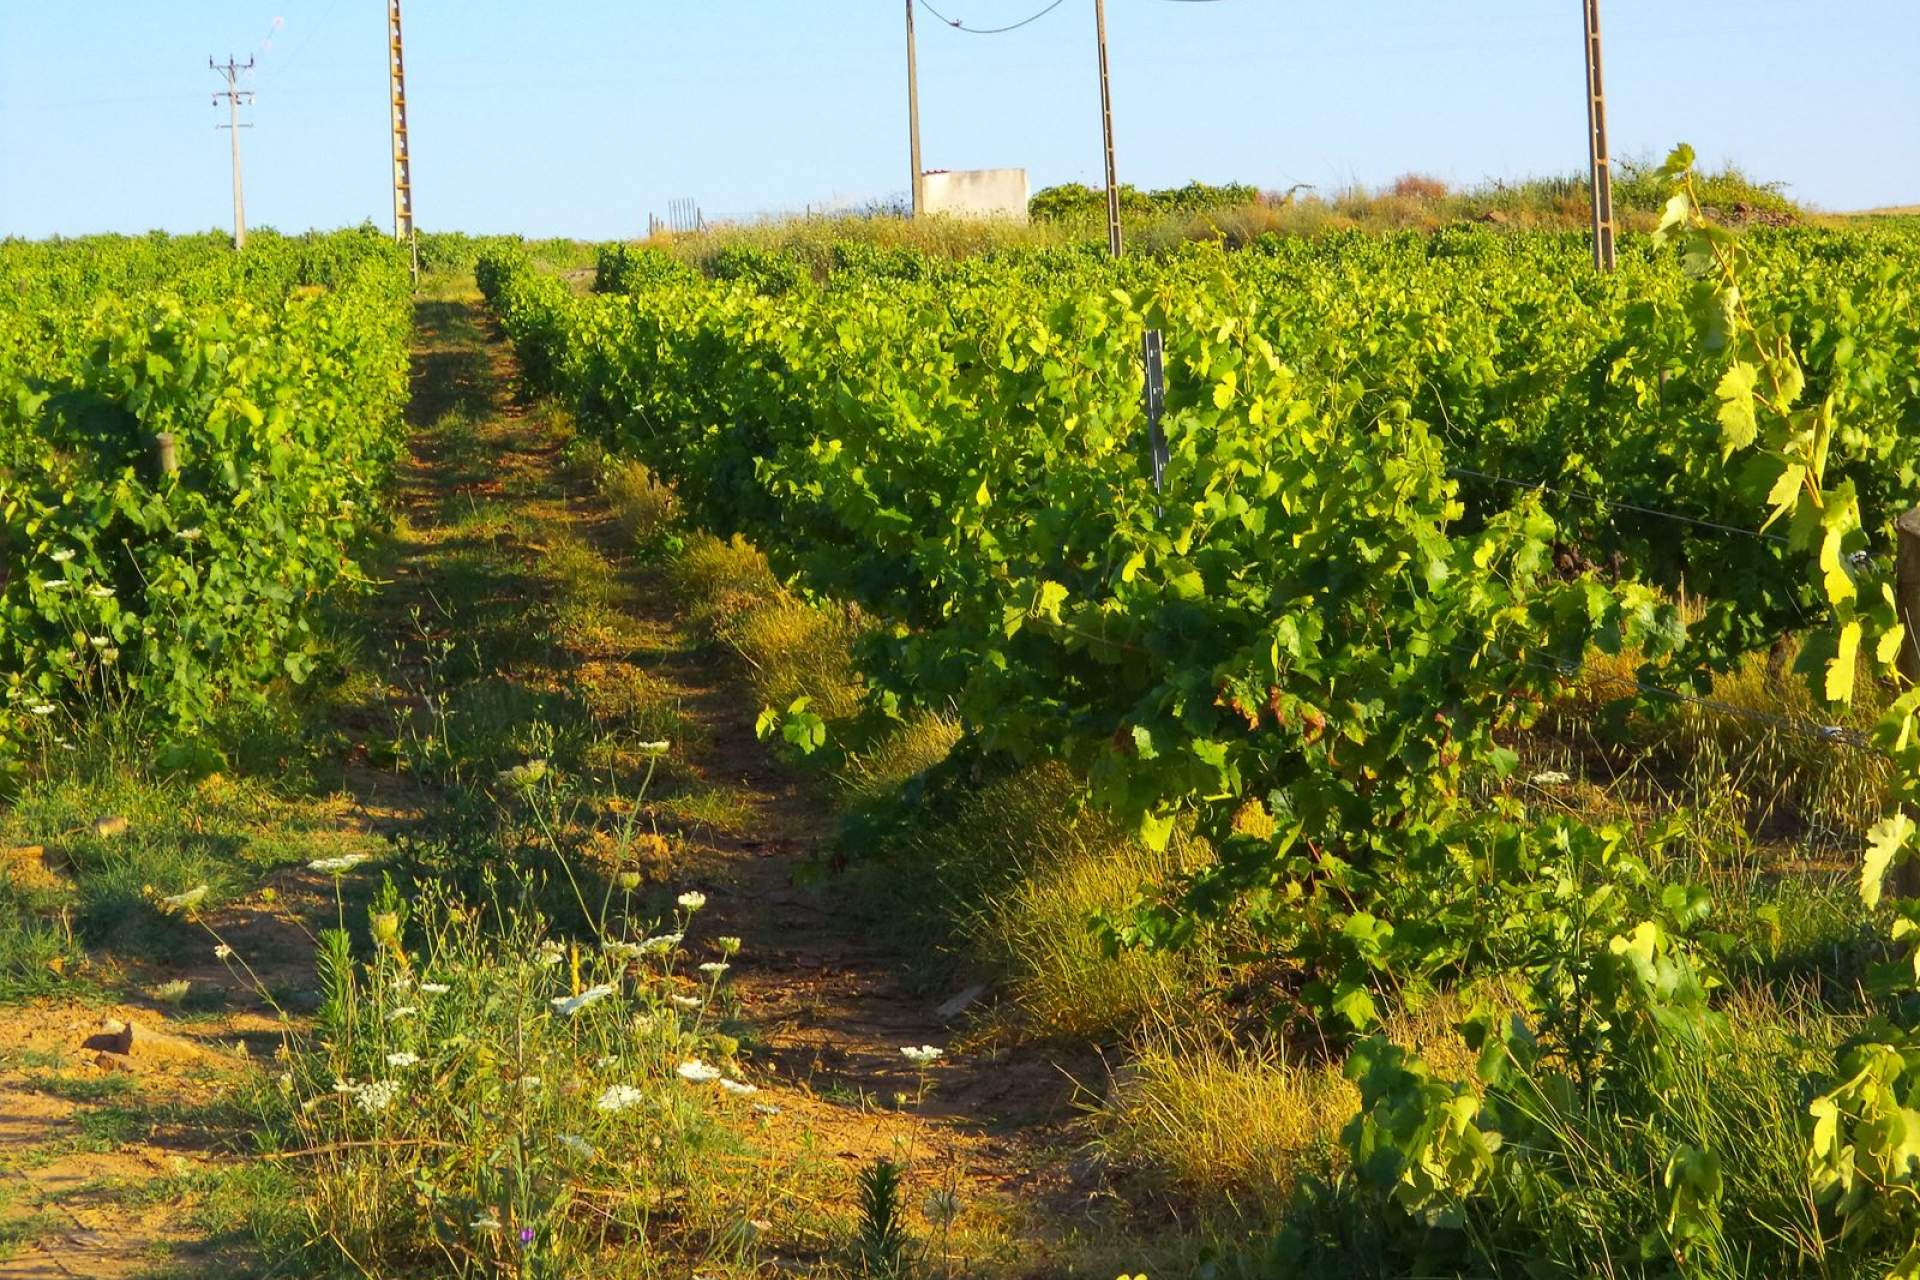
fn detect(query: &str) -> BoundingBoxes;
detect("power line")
[1446,465,1791,546]
[257,0,346,88]
[915,0,1069,36]
[916,0,1228,36]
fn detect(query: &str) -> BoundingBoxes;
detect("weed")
[224,864,782,1276]
[855,1157,910,1277]
[25,1070,139,1104]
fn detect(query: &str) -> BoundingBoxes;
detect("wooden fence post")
[154,433,178,478]
[1894,509,1920,895]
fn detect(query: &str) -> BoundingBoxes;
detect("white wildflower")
[471,1213,501,1231]
[385,1052,420,1068]
[49,549,74,563]
[537,941,565,966]
[352,1079,398,1113]
[497,759,548,787]
[900,1045,944,1066]
[29,703,55,716]
[386,1005,419,1022]
[638,932,683,955]
[1529,770,1572,787]
[39,578,69,591]
[418,982,450,995]
[176,527,203,542]
[87,585,114,599]
[670,994,701,1011]
[698,962,730,977]
[550,983,615,1016]
[308,853,368,875]
[677,891,707,912]
[719,1078,758,1097]
[676,1059,722,1084]
[332,1079,357,1095]
[636,740,670,755]
[89,636,109,648]
[214,944,233,960]
[596,1084,646,1112]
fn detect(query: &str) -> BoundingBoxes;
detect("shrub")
[1390,173,1450,201]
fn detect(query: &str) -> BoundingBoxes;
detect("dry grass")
[602,458,680,545]
[840,710,963,804]
[716,596,865,722]
[668,533,781,622]
[976,820,1216,1042]
[892,763,1233,1043]
[655,533,867,723]
[652,212,1063,273]
[1560,631,1890,840]
[1096,1033,1353,1215]
[1093,998,1473,1219]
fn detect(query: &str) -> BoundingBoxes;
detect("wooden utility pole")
[1581,0,1616,271]
[388,0,418,278]
[210,56,254,250]
[905,0,924,217]
[1094,0,1122,257]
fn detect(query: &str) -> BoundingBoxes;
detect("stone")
[86,1019,134,1055]
[82,1016,225,1068]
[935,983,988,1021]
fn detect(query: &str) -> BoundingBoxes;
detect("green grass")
[24,1070,140,1105]
[0,767,381,1002]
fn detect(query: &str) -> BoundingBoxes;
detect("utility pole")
[210,56,254,250]
[905,0,924,218]
[1581,0,1616,271]
[388,0,418,278]
[1094,0,1122,257]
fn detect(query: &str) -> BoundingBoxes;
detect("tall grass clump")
[881,763,1231,1043]
[601,458,681,548]
[1559,633,1890,841]
[662,533,865,725]
[1095,1033,1354,1217]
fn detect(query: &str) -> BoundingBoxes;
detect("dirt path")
[409,284,1082,1245]
[0,279,1092,1279]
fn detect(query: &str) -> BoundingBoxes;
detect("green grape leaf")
[1714,362,1759,457]
[1862,812,1916,909]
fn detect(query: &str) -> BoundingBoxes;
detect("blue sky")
[1,1,1915,239]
